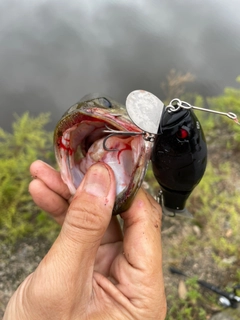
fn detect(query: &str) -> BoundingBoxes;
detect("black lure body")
[151,106,207,216]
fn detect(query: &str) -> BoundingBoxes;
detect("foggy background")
[0,0,240,131]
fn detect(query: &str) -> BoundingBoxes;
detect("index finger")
[121,188,163,272]
[30,160,71,200]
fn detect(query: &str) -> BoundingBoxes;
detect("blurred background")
[1,0,240,130]
[1,1,240,319]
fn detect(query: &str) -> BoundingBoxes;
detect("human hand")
[4,161,166,320]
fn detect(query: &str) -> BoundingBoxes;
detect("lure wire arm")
[166,98,240,125]
[102,125,155,151]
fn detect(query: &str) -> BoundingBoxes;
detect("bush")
[0,113,59,243]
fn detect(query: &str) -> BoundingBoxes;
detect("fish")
[151,103,208,216]
[54,93,153,215]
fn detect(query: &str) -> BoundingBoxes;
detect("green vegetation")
[1,75,240,319]
[0,112,60,244]
[166,277,208,320]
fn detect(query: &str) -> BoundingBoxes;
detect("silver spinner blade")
[126,90,164,134]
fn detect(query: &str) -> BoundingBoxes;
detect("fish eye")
[176,127,189,140]
[99,98,113,108]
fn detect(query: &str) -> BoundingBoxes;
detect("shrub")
[0,113,59,243]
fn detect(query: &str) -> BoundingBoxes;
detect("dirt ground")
[0,239,52,318]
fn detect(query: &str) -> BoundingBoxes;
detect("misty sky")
[0,0,240,130]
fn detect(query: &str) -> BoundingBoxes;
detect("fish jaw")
[54,105,152,214]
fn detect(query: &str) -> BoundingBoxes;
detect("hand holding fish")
[4,161,167,320]
[29,160,72,224]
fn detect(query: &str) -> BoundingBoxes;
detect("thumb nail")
[83,163,111,197]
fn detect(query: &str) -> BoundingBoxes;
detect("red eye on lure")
[176,128,189,140]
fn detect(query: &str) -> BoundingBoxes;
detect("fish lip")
[81,106,142,132]
[54,106,150,215]
[55,106,142,138]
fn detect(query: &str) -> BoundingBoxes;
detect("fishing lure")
[154,98,240,216]
[103,90,240,216]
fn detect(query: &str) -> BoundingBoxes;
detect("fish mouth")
[54,105,151,214]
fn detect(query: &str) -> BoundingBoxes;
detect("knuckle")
[66,196,111,236]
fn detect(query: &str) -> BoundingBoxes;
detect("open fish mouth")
[54,94,152,214]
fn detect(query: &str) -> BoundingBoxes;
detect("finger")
[29,179,68,225]
[30,160,71,200]
[47,163,116,281]
[121,188,162,271]
[101,216,122,245]
[94,217,123,276]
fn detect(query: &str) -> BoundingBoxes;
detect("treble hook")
[102,126,144,151]
[166,99,240,125]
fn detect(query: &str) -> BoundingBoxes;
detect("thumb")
[54,163,116,269]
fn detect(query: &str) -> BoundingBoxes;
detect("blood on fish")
[117,144,132,164]
[57,137,73,156]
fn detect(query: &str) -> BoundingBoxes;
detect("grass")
[166,277,208,320]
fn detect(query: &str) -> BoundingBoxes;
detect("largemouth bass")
[54,93,153,215]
